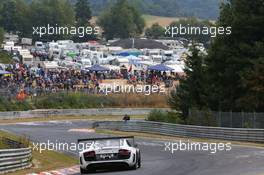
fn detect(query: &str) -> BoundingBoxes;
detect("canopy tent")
[103,65,121,72]
[0,70,12,75]
[86,64,110,72]
[117,50,141,57]
[147,64,174,71]
[166,64,184,73]
[120,64,142,71]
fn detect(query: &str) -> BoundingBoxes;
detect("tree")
[97,0,145,40]
[75,0,92,26]
[145,23,165,39]
[168,46,207,119]
[0,27,4,44]
[205,0,264,112]
[30,0,75,41]
[0,0,17,32]
[168,17,214,45]
[14,0,31,37]
[237,43,264,112]
[74,0,96,42]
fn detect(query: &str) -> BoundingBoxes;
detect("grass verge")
[0,130,77,175]
[95,129,264,149]
[0,115,147,124]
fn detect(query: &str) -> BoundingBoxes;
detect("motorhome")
[57,40,74,49]
[3,41,15,52]
[19,49,34,65]
[4,33,19,44]
[77,59,92,69]
[161,50,176,62]
[151,55,163,63]
[21,38,32,46]
[57,40,74,45]
[35,41,44,49]
[49,48,61,60]
[81,50,104,65]
[143,49,161,57]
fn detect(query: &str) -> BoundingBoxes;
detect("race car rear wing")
[77,136,135,143]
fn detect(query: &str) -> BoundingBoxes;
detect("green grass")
[142,14,183,28]
[96,129,264,149]
[0,93,168,112]
[0,51,12,64]
[0,115,147,124]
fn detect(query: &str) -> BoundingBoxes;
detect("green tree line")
[145,18,214,45]
[169,0,264,120]
[0,0,145,42]
[0,0,94,41]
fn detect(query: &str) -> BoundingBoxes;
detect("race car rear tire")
[131,152,141,170]
[138,152,141,168]
[80,167,95,174]
[80,167,88,174]
[131,162,138,170]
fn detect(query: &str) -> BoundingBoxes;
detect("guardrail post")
[242,111,244,128]
[253,112,256,128]
[230,111,233,127]
[218,111,221,127]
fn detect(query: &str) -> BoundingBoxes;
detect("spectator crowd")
[0,63,177,99]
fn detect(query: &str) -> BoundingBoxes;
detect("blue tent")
[86,65,110,72]
[0,70,12,75]
[117,50,141,57]
[147,64,174,71]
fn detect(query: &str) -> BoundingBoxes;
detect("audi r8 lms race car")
[78,136,141,174]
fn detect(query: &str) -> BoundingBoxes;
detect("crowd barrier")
[0,148,32,174]
[93,120,264,143]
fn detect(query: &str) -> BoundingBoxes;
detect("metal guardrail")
[0,148,32,174]
[0,108,170,120]
[93,121,264,143]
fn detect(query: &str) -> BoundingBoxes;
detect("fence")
[0,108,169,120]
[188,110,264,129]
[93,120,264,143]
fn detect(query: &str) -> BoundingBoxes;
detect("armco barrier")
[0,148,32,174]
[94,121,264,143]
[0,108,169,120]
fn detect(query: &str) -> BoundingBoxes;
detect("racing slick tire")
[138,151,141,168]
[131,151,141,170]
[80,167,95,174]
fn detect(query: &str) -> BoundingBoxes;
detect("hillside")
[88,0,220,20]
[23,0,220,20]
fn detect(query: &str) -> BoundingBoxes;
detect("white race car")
[78,136,141,174]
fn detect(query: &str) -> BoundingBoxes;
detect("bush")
[0,97,32,111]
[147,109,184,124]
[0,93,168,111]
[33,93,168,109]
[187,108,217,126]
[0,51,12,64]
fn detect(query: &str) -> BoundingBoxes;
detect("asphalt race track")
[1,120,264,175]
